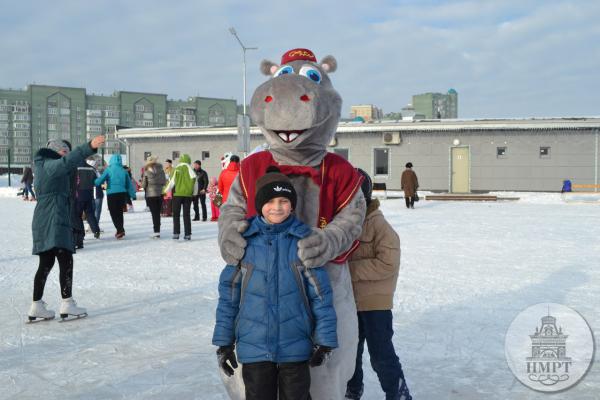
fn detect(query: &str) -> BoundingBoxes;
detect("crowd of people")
[22,134,417,399]
[25,139,245,320]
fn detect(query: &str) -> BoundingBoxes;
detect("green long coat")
[31,143,96,255]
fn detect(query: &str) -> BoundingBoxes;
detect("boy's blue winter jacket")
[212,215,338,364]
[94,154,136,199]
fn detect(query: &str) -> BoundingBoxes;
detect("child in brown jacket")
[345,169,412,400]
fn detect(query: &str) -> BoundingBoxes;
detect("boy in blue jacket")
[213,166,338,400]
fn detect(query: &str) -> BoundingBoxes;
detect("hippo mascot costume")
[217,48,366,399]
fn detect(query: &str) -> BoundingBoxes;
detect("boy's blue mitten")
[217,345,238,376]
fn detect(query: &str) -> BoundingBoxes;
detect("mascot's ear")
[260,60,279,76]
[320,55,337,73]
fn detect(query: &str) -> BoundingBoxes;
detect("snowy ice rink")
[0,186,598,399]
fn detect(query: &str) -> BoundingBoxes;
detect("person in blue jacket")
[212,166,338,400]
[94,154,136,239]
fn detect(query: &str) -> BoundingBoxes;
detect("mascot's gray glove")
[298,228,337,268]
[219,219,249,265]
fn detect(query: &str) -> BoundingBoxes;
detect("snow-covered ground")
[0,189,599,399]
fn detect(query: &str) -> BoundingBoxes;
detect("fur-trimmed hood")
[35,147,62,160]
[365,198,380,217]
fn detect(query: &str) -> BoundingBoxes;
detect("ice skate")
[150,233,160,239]
[27,300,55,323]
[183,235,191,241]
[59,297,88,321]
[172,234,180,240]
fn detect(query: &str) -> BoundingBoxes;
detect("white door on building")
[451,146,470,193]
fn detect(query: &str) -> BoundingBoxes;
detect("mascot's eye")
[274,65,294,77]
[299,65,322,84]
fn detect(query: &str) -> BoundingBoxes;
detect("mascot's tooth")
[289,133,299,141]
[278,133,288,141]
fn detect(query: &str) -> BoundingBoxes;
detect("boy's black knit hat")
[255,166,297,216]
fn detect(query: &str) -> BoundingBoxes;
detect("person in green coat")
[163,153,197,240]
[28,135,105,322]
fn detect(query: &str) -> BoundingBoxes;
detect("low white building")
[116,117,600,192]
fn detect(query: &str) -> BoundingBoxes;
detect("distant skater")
[141,156,166,238]
[94,154,137,239]
[401,162,419,209]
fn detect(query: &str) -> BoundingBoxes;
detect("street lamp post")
[229,27,257,117]
[229,27,257,155]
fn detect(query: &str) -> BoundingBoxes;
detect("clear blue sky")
[1,0,599,118]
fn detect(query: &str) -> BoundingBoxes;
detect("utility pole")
[229,27,257,156]
[7,148,11,187]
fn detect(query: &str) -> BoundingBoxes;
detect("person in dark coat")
[400,162,419,209]
[28,135,105,322]
[192,160,209,221]
[94,159,106,227]
[74,158,101,246]
[21,166,36,201]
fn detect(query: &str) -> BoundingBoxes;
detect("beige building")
[350,104,383,122]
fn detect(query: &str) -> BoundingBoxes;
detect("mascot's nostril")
[300,94,310,102]
[265,95,273,103]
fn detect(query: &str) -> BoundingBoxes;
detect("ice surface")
[0,189,598,399]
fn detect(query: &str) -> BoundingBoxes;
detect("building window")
[172,151,180,160]
[373,148,389,176]
[208,104,225,125]
[540,146,551,158]
[202,151,210,160]
[497,147,507,158]
[333,148,349,160]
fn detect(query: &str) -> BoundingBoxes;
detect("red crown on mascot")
[281,48,317,65]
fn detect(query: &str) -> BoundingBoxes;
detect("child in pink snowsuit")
[207,177,220,221]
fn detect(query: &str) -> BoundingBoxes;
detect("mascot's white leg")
[220,356,245,399]
[310,262,359,400]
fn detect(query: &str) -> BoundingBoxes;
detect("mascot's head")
[250,48,341,163]
[221,152,233,170]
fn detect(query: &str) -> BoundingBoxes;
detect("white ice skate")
[59,297,88,321]
[28,300,55,322]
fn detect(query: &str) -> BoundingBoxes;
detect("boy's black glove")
[309,345,332,367]
[217,345,238,376]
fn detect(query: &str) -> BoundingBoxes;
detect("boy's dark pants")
[347,310,411,400]
[243,361,311,400]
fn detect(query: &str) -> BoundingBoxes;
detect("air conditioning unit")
[382,131,401,145]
